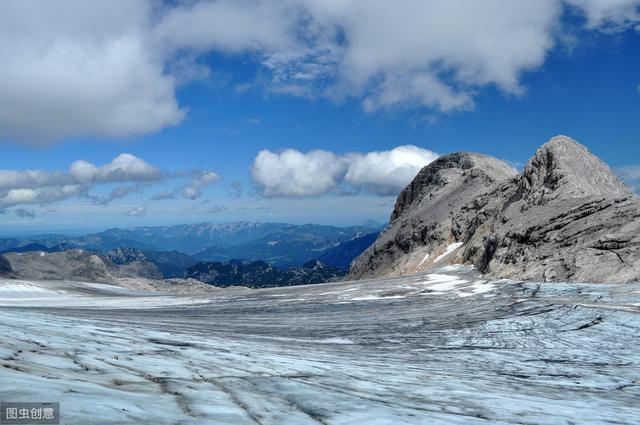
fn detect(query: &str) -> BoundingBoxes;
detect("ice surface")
[1,270,639,424]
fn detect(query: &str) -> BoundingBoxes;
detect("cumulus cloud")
[181,171,222,200]
[126,205,147,217]
[0,0,184,143]
[69,154,162,184]
[564,0,640,29]
[151,170,222,201]
[1,0,637,142]
[251,149,349,197]
[345,146,440,195]
[251,145,438,197]
[0,154,162,208]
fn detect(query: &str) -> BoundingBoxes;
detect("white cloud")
[69,154,161,184]
[126,205,147,217]
[564,0,640,29]
[0,0,184,143]
[0,185,86,209]
[150,170,222,201]
[0,154,162,208]
[251,149,348,197]
[251,145,438,197]
[181,171,222,200]
[0,0,637,143]
[301,0,559,111]
[152,0,294,54]
[345,146,439,195]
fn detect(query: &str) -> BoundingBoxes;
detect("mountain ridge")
[350,135,640,283]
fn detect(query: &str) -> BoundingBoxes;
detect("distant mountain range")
[0,221,382,285]
[185,259,346,288]
[1,222,380,262]
[318,232,380,269]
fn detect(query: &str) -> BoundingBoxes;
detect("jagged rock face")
[457,136,640,283]
[350,152,518,279]
[0,254,12,276]
[350,136,640,283]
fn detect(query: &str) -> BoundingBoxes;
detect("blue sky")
[0,0,638,234]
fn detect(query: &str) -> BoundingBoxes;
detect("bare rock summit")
[350,136,640,283]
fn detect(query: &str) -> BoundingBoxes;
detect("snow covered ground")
[1,267,639,424]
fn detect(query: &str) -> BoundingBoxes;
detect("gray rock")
[0,254,12,276]
[350,152,518,279]
[3,249,162,283]
[350,135,640,283]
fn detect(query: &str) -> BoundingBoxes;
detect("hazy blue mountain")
[96,222,376,254]
[143,250,199,278]
[0,221,381,271]
[185,259,346,288]
[317,231,380,269]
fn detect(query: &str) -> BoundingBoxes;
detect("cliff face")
[350,136,640,283]
[350,152,518,279]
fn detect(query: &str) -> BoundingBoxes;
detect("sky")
[0,0,639,235]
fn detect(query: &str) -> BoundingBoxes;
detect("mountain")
[4,249,162,283]
[192,238,360,268]
[105,247,150,265]
[2,242,50,253]
[96,222,377,255]
[351,151,517,279]
[317,232,380,269]
[143,250,199,278]
[351,135,640,283]
[0,222,380,268]
[186,259,346,288]
[185,223,380,267]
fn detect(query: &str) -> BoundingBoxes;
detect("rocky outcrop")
[0,254,12,276]
[350,136,640,283]
[3,249,162,283]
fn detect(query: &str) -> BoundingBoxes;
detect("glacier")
[1,267,639,424]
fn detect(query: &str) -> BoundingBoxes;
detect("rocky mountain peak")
[391,152,517,221]
[106,247,149,265]
[351,135,640,283]
[520,135,631,202]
